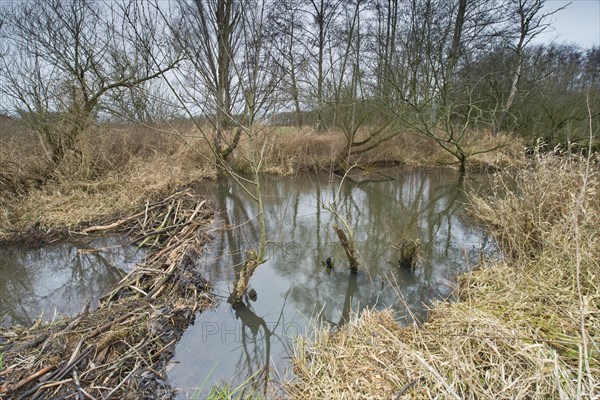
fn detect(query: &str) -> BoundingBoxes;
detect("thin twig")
[103,361,140,400]
[412,353,462,400]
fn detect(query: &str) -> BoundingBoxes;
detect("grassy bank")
[0,121,212,235]
[0,120,520,236]
[284,154,598,399]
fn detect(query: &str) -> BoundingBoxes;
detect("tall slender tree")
[494,0,564,134]
[172,0,243,165]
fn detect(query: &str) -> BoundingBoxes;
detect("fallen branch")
[0,365,55,394]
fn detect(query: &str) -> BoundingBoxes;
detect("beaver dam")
[0,166,497,398]
[0,190,215,399]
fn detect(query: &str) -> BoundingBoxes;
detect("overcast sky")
[535,0,600,48]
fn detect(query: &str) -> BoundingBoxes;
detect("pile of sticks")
[0,189,215,399]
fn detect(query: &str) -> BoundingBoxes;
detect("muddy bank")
[0,190,215,399]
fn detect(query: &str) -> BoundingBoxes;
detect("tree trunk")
[458,152,467,175]
[230,250,260,306]
[333,224,359,272]
[215,0,234,161]
[445,0,467,100]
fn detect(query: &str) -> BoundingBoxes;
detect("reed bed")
[285,153,599,399]
[1,120,517,234]
[0,190,215,399]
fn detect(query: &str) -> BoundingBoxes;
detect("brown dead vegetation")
[1,121,520,235]
[0,121,213,236]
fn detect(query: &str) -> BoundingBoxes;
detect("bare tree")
[226,0,285,306]
[270,0,308,126]
[0,0,179,166]
[152,0,283,306]
[301,0,343,130]
[327,0,397,169]
[372,0,401,99]
[502,44,599,147]
[386,0,511,174]
[493,0,565,134]
[171,0,244,166]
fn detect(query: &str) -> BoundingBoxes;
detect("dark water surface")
[168,167,497,398]
[0,235,144,327]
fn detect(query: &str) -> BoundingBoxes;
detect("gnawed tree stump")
[394,238,421,271]
[333,224,359,272]
[230,249,260,306]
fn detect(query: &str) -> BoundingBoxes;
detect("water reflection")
[169,167,496,398]
[0,236,144,327]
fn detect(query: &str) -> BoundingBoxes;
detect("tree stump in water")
[321,256,334,275]
[230,250,260,306]
[395,238,421,271]
[333,224,359,272]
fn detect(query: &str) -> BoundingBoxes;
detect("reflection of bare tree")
[188,168,493,390]
[212,177,257,297]
[0,248,38,326]
[231,291,290,396]
[321,271,358,330]
[282,168,477,323]
[234,302,272,394]
[0,237,140,327]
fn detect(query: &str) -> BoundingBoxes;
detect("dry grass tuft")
[0,129,51,228]
[266,127,345,171]
[0,123,216,234]
[227,126,344,173]
[468,132,526,172]
[9,152,215,230]
[468,152,598,258]
[288,306,580,399]
[286,154,599,399]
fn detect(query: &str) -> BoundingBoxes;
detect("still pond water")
[0,236,143,327]
[0,167,496,397]
[167,167,496,398]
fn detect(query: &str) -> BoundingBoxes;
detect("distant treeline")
[0,0,598,168]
